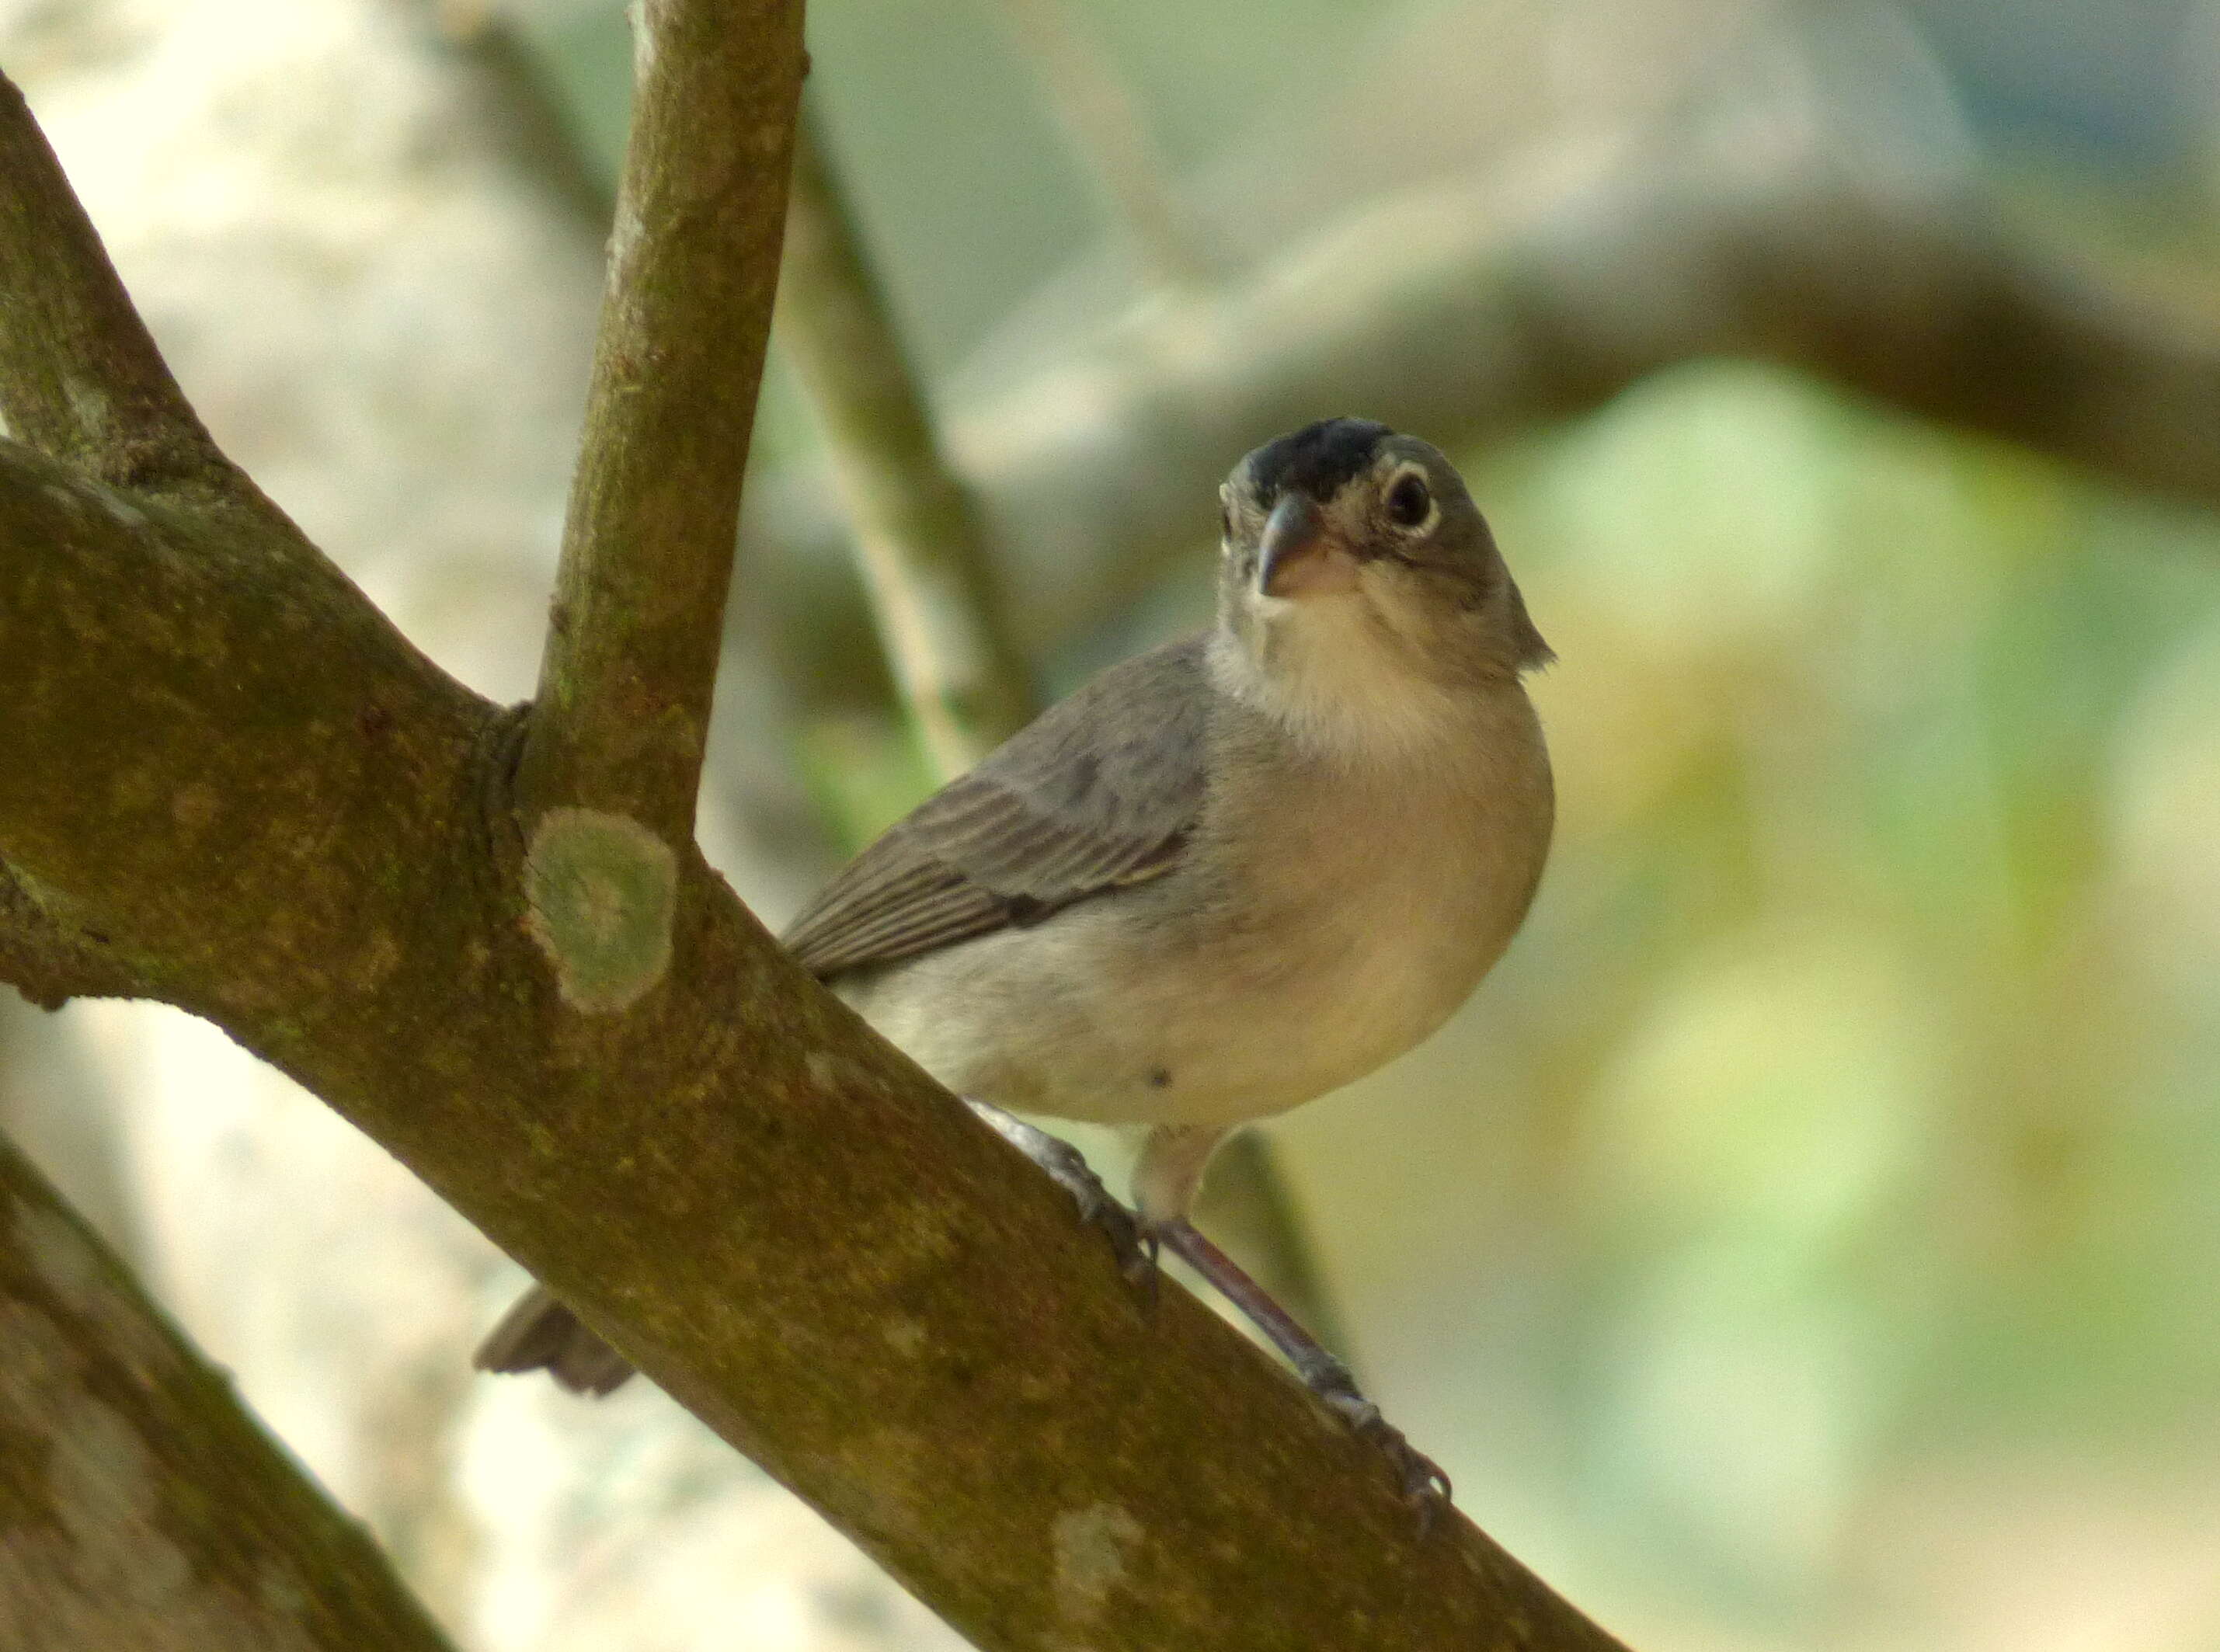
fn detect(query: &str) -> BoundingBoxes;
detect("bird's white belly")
[842,813,1538,1130]
[837,681,1554,1131]
[1112,913,1485,1125]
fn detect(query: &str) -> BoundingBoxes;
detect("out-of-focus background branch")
[774,105,1036,777]
[0,1134,463,1652]
[4,0,2217,1647]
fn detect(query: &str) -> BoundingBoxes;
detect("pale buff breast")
[841,686,1552,1130]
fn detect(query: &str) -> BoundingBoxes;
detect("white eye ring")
[1383,463,1438,535]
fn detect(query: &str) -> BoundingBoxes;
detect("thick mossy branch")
[0,1132,461,1652]
[519,0,807,847]
[0,867,142,1010]
[0,433,1627,1650]
[0,73,237,496]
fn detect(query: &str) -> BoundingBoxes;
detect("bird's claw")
[964,1100,1442,1518]
[1079,1185,1160,1294]
[1316,1385,1452,1529]
[962,1101,1160,1292]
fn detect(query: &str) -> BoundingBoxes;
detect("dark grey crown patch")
[1246,417,1391,504]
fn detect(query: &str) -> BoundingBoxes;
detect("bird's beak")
[1257,493,1357,599]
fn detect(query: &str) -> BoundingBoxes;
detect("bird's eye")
[1386,470,1432,530]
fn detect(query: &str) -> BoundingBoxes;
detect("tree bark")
[0,1132,460,1652]
[518,0,801,850]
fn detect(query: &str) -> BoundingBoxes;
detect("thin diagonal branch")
[517,0,807,846]
[776,105,1036,774]
[992,0,1206,288]
[0,74,237,493]
[777,108,1350,1357]
[0,1130,461,1652]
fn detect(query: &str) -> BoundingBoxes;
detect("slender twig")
[422,4,618,241]
[0,73,238,493]
[776,104,1035,773]
[992,0,1206,288]
[517,0,807,847]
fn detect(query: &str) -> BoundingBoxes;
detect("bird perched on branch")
[478,417,1555,1505]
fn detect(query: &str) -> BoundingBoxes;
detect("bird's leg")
[1133,1124,1449,1512]
[974,1106,1449,1511]
[1154,1216,1452,1514]
[963,1099,1155,1285]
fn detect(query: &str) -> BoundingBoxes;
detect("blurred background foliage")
[5,0,2219,1647]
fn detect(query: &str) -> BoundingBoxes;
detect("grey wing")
[781,633,1211,980]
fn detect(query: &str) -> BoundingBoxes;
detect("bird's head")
[1213,419,1550,754]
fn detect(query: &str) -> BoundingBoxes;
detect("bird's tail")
[473,1283,636,1396]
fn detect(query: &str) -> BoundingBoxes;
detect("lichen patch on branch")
[1050,1502,1144,1626]
[523,805,677,1012]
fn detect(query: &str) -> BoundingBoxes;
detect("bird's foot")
[964,1099,1157,1288]
[966,1109,1448,1519]
[1305,1362,1453,1528]
[1157,1218,1450,1527]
